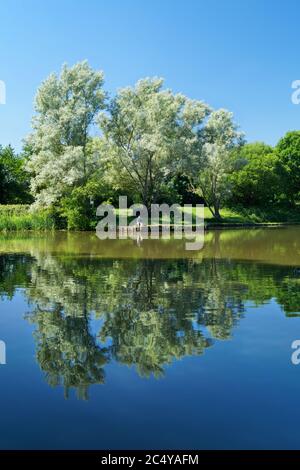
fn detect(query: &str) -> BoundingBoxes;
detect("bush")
[59,179,115,230]
[60,189,95,230]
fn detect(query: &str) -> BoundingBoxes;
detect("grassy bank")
[0,205,55,231]
[116,206,300,226]
[0,204,299,232]
[199,206,300,225]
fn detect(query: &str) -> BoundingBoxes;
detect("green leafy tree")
[26,61,105,207]
[275,131,300,205]
[197,110,244,219]
[100,77,210,208]
[229,142,279,206]
[0,145,32,203]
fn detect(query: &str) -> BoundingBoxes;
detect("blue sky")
[0,0,300,150]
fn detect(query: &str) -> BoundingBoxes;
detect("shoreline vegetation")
[0,204,299,232]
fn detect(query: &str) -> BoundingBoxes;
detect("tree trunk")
[213,204,222,220]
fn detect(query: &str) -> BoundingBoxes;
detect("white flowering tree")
[100,77,210,208]
[26,61,105,207]
[197,109,244,219]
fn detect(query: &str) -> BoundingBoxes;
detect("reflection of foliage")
[100,305,211,378]
[0,254,32,299]
[276,278,300,316]
[0,250,299,398]
[26,257,215,379]
[25,305,107,400]
[193,259,246,339]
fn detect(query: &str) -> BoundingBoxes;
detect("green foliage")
[275,131,300,205]
[0,205,55,231]
[2,62,300,226]
[222,205,300,223]
[197,109,244,219]
[60,188,94,230]
[0,204,31,215]
[166,173,202,205]
[229,142,280,206]
[59,177,113,230]
[100,77,210,208]
[0,145,32,204]
[25,61,105,207]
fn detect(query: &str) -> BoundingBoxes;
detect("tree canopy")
[0,61,299,226]
[229,142,279,206]
[275,131,300,205]
[100,77,210,208]
[25,61,105,207]
[0,145,31,204]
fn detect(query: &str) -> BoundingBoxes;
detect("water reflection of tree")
[21,256,259,383]
[100,305,211,378]
[26,257,215,381]
[0,252,299,398]
[25,305,107,400]
[0,254,31,298]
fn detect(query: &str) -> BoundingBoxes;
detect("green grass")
[0,203,299,232]
[186,206,300,224]
[0,206,55,232]
[0,204,31,216]
[115,205,300,226]
[183,206,249,224]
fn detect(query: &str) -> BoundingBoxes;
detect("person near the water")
[136,211,143,230]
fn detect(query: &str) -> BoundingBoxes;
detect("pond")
[0,227,299,449]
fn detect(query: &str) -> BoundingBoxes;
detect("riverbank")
[0,204,299,232]
[0,205,55,231]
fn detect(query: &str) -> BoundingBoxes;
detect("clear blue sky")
[0,0,300,150]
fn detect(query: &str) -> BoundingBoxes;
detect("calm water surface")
[0,227,299,449]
